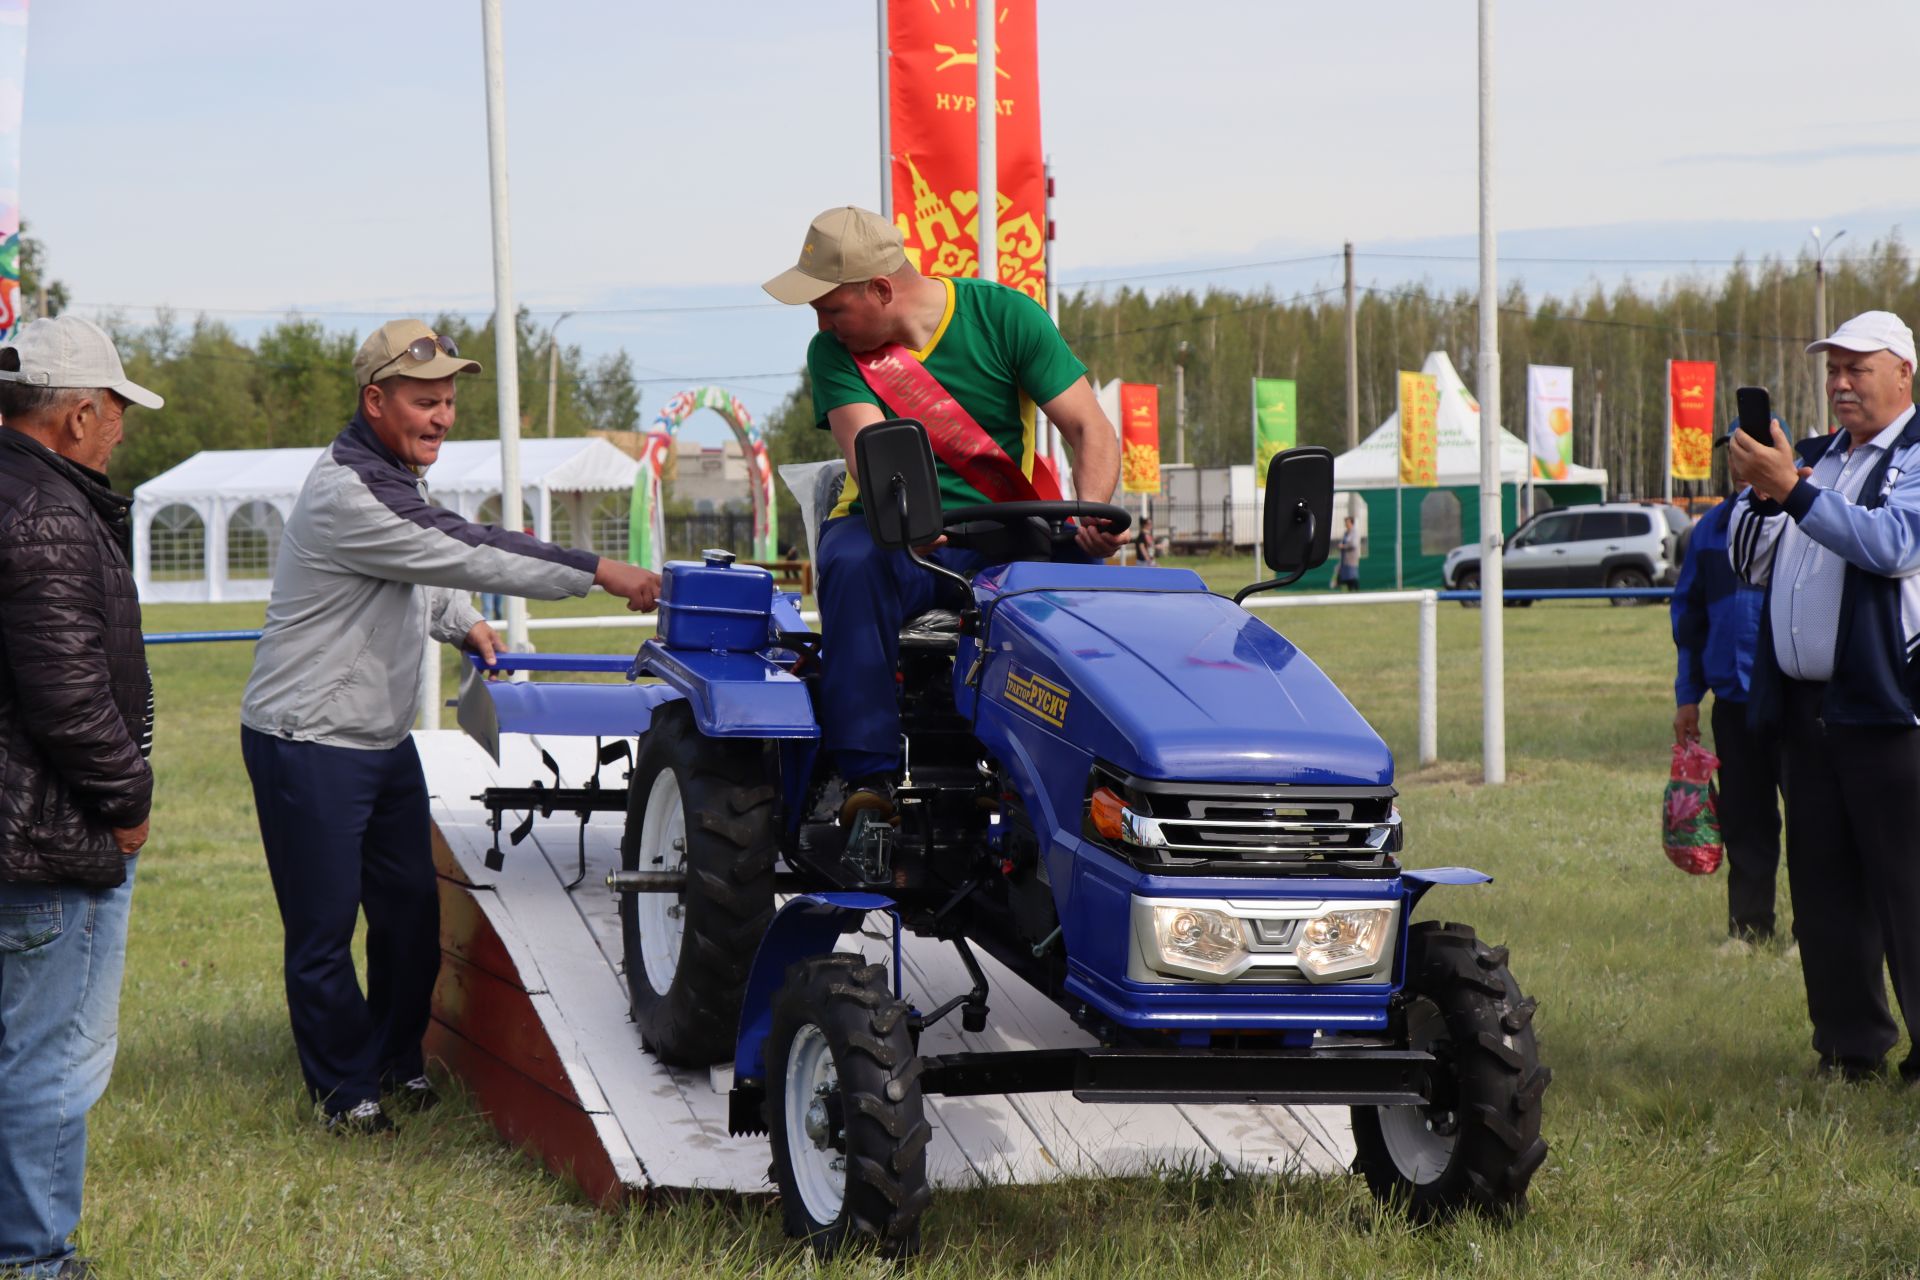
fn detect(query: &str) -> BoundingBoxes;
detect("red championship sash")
[852,343,1062,502]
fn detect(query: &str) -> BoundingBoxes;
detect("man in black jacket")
[0,315,161,1278]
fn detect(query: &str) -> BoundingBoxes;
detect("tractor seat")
[899,608,963,653]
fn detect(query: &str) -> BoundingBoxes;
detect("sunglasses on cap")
[368,333,460,382]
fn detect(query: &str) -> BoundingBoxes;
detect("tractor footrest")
[918,1047,1433,1107]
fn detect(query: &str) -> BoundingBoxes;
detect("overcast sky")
[24,1,1920,439]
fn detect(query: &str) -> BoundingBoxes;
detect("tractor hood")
[973,564,1393,786]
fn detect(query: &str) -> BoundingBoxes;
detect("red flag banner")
[887,0,1046,301]
[1119,382,1160,494]
[1669,360,1716,481]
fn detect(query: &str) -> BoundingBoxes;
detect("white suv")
[1442,503,1688,603]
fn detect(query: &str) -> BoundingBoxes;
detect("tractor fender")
[1402,866,1492,910]
[635,637,819,740]
[731,893,897,1092]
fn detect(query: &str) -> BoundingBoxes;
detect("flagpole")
[1476,0,1506,784]
[1251,376,1262,579]
[976,0,995,283]
[877,0,891,219]
[1662,359,1674,503]
[1395,468,1404,591]
[480,0,528,659]
[1523,371,1535,521]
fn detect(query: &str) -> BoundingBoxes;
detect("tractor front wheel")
[767,955,932,1259]
[1350,921,1550,1221]
[619,702,775,1066]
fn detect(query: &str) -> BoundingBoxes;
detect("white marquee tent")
[1331,350,1608,491]
[133,437,640,603]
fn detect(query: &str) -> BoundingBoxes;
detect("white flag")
[1526,365,1574,480]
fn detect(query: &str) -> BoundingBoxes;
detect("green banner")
[1253,378,1297,488]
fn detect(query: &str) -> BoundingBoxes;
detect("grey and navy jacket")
[1728,406,1920,728]
[241,416,598,749]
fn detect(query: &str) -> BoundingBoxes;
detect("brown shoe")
[839,779,896,826]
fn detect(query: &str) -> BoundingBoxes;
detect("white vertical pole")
[1395,471,1404,590]
[975,0,996,282]
[1477,0,1506,785]
[878,0,892,220]
[481,0,528,657]
[1418,590,1438,766]
[1251,377,1262,578]
[1662,359,1674,502]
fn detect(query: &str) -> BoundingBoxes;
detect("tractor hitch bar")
[607,869,817,894]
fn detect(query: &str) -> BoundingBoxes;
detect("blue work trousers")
[0,861,137,1277]
[816,516,990,782]
[241,728,439,1115]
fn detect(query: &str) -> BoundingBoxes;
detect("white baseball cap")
[1806,310,1918,369]
[0,315,163,409]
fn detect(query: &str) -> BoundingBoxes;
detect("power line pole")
[544,311,574,438]
[1175,342,1191,466]
[1344,241,1358,451]
[1810,225,1845,437]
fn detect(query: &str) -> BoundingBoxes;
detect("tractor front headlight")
[1149,904,1248,977]
[1295,907,1393,979]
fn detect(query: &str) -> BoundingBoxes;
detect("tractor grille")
[1089,768,1399,876]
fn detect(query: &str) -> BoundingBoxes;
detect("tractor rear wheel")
[619,701,776,1066]
[767,954,932,1259]
[1350,921,1550,1221]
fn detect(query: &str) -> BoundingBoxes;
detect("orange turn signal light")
[1090,787,1127,841]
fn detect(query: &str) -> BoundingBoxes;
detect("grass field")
[80,571,1920,1278]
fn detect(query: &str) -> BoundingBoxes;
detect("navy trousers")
[240,726,440,1113]
[816,516,990,782]
[1710,696,1781,938]
[1778,679,1920,1073]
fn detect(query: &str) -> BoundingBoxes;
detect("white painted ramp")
[416,729,1355,1196]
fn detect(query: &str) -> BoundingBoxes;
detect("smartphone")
[1736,386,1773,445]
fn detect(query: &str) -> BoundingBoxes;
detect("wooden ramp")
[417,729,1356,1206]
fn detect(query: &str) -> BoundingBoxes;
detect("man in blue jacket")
[1671,443,1781,946]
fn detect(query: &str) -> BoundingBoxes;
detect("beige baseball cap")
[0,315,164,409]
[762,206,907,305]
[353,319,483,388]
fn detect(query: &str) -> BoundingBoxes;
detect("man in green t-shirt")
[765,206,1122,819]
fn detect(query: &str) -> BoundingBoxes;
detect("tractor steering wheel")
[940,500,1133,560]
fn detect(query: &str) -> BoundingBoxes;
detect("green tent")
[1328,352,1607,589]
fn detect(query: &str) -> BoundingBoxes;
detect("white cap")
[1806,309,1918,370]
[0,315,163,410]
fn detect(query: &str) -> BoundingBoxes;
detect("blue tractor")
[467,422,1547,1259]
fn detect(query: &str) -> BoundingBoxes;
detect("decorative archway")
[629,387,775,571]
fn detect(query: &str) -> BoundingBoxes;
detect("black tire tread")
[619,702,777,1066]
[1349,919,1550,1221]
[767,954,932,1258]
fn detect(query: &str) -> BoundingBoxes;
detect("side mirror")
[1262,445,1334,575]
[855,419,944,550]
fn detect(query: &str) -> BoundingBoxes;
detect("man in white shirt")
[1728,309,1920,1084]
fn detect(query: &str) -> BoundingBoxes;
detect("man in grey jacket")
[240,319,658,1132]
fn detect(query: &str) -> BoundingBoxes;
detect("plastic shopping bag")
[1662,740,1723,875]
